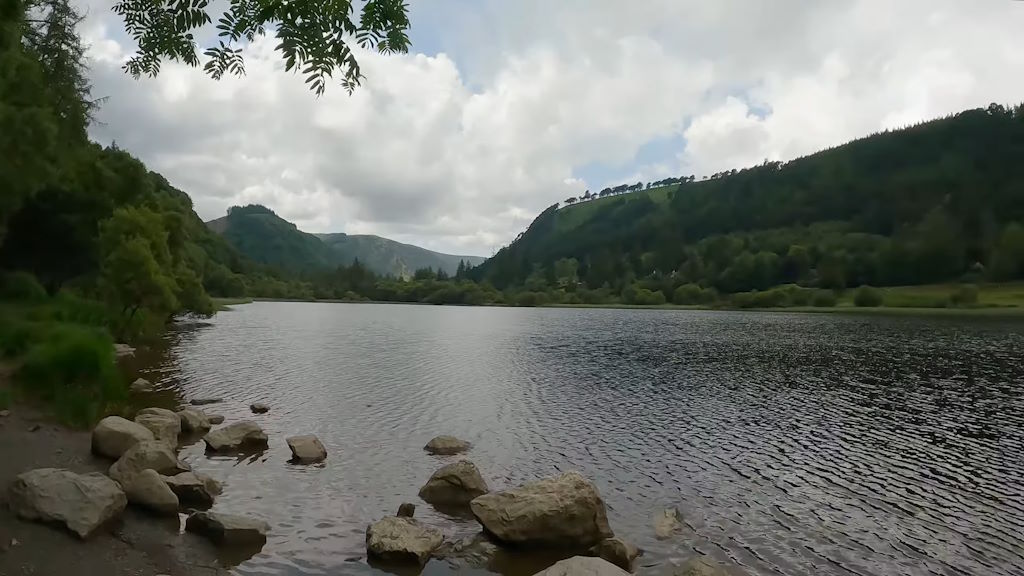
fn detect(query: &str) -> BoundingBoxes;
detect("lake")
[137,302,1024,576]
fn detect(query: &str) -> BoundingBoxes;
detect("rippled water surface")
[140,303,1024,576]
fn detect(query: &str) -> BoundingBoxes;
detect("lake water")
[138,302,1024,576]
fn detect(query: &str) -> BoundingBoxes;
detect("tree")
[564,197,577,205]
[111,0,411,95]
[990,222,1024,280]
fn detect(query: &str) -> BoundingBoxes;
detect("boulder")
[91,416,154,459]
[190,397,223,406]
[432,532,499,569]
[177,408,211,433]
[469,472,612,548]
[129,378,153,392]
[249,402,270,414]
[185,511,269,546]
[365,516,444,565]
[123,469,178,515]
[653,507,682,540]
[113,343,135,358]
[424,435,471,455]
[533,557,630,576]
[666,558,736,576]
[418,460,489,506]
[397,502,416,518]
[590,538,640,572]
[286,435,327,463]
[207,414,225,425]
[162,471,220,508]
[203,421,268,452]
[108,440,187,485]
[134,410,181,449]
[7,468,127,538]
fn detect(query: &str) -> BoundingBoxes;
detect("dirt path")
[0,382,228,576]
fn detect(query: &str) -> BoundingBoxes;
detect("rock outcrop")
[108,440,187,485]
[286,435,327,463]
[177,408,212,433]
[423,435,471,455]
[91,416,155,459]
[203,421,268,452]
[129,378,153,392]
[123,469,178,515]
[185,511,269,545]
[590,537,640,572]
[134,409,181,449]
[533,557,630,576]
[469,472,613,548]
[7,468,127,538]
[162,471,220,508]
[365,516,444,565]
[418,460,489,506]
[653,507,683,540]
[249,402,270,414]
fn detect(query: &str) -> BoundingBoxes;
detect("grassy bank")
[212,296,255,310]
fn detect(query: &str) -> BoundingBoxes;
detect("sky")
[81,0,1024,257]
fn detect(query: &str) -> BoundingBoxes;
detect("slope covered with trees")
[474,104,1024,301]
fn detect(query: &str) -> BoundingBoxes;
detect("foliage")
[853,286,884,307]
[0,271,47,301]
[811,290,838,308]
[950,284,980,307]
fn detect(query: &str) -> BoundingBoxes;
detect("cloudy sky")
[82,0,1024,257]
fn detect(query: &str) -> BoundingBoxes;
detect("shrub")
[515,291,548,307]
[0,271,47,301]
[16,325,124,427]
[673,283,703,305]
[811,290,838,307]
[950,284,979,307]
[853,285,884,307]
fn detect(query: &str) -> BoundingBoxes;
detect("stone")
[423,435,471,455]
[418,460,489,506]
[469,472,613,549]
[7,468,127,538]
[667,558,735,576]
[249,402,270,414]
[108,440,186,485]
[286,435,327,463]
[189,398,223,406]
[113,343,135,358]
[91,416,154,459]
[123,469,178,516]
[177,408,211,433]
[397,502,416,518]
[134,410,181,449]
[590,538,640,572]
[185,511,269,546]
[653,507,683,540]
[203,421,268,452]
[432,532,499,569]
[1,409,11,417]
[365,516,443,565]
[207,414,225,425]
[161,472,220,508]
[129,378,153,393]
[533,557,630,576]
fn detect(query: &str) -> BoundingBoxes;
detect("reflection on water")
[133,303,1024,576]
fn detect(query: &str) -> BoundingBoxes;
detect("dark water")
[138,303,1024,576]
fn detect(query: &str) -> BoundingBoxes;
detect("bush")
[732,288,788,308]
[673,283,703,305]
[515,291,548,307]
[811,290,838,307]
[0,271,47,301]
[853,285,884,307]
[16,325,124,427]
[950,284,979,307]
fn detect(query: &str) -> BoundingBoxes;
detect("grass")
[556,184,678,232]
[212,296,254,310]
[835,282,1024,309]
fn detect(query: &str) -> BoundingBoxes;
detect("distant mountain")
[206,205,485,277]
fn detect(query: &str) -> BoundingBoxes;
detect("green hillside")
[474,104,1024,297]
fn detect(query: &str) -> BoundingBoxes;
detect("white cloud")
[83,0,1024,255]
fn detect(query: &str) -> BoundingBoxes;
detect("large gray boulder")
[91,416,154,459]
[108,440,187,485]
[590,537,640,572]
[162,471,220,508]
[7,468,127,538]
[533,557,630,576]
[418,460,489,506]
[470,472,613,548]
[134,409,181,449]
[177,408,212,433]
[123,469,178,516]
[203,421,269,452]
[653,507,682,540]
[185,511,269,546]
[667,558,736,576]
[286,435,327,463]
[366,516,444,565]
[424,435,471,455]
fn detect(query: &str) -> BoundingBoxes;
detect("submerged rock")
[533,557,630,576]
[189,397,223,406]
[424,435,471,455]
[418,460,489,506]
[432,532,499,569]
[91,416,154,459]
[162,471,220,508]
[397,502,416,518]
[249,402,270,414]
[8,468,127,538]
[134,409,181,449]
[129,378,153,393]
[590,537,640,572]
[124,469,178,516]
[286,435,327,463]
[365,516,444,565]
[469,471,613,548]
[653,507,683,540]
[177,408,212,433]
[108,440,187,485]
[207,414,225,425]
[185,511,269,546]
[203,421,268,452]
[667,558,736,576]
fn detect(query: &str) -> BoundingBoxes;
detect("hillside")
[207,206,484,277]
[474,103,1024,294]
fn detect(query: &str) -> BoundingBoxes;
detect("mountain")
[207,206,485,277]
[474,103,1024,293]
